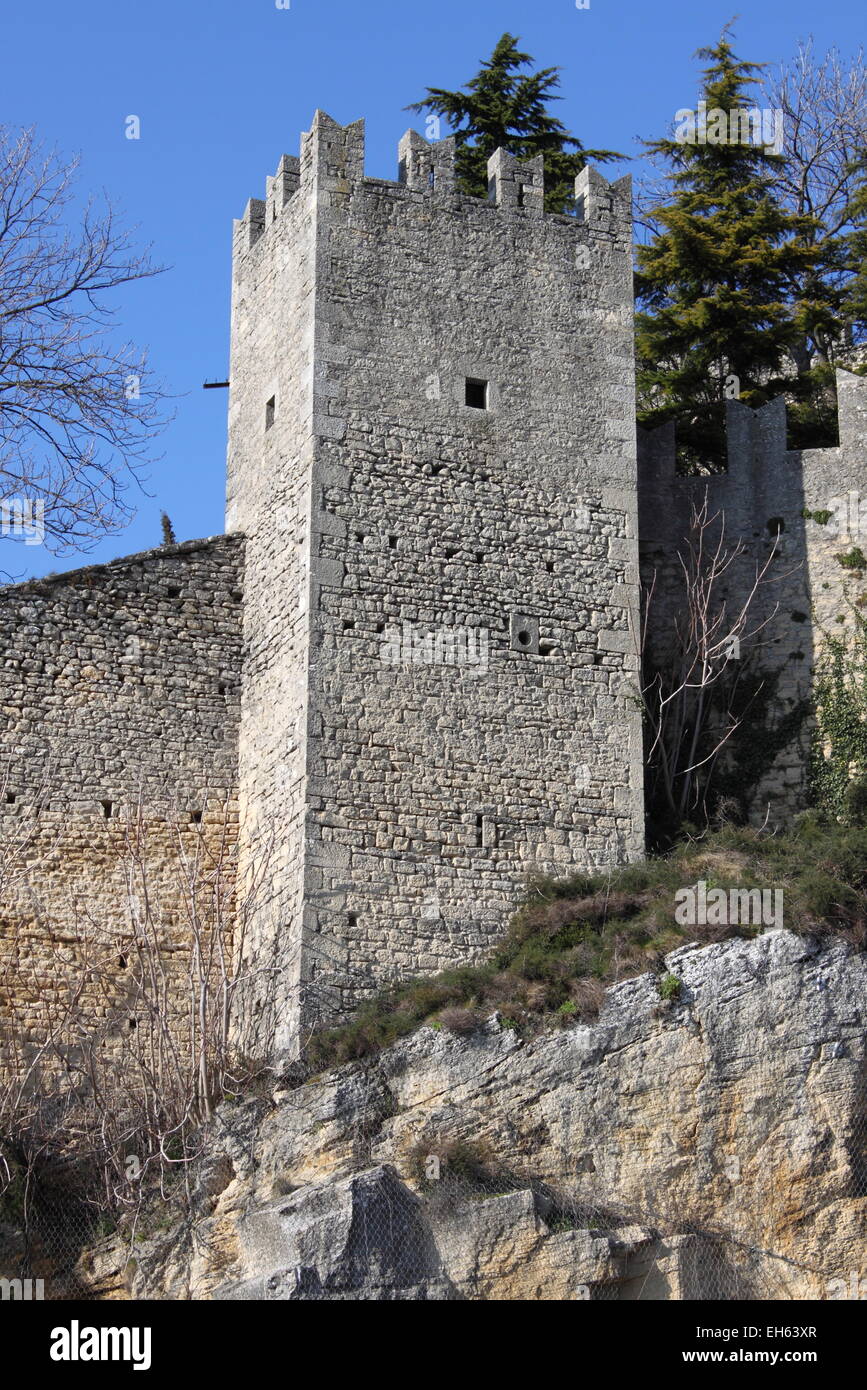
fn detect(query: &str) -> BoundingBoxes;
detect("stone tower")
[226,112,644,1062]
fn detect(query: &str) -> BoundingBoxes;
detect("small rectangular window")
[465,378,488,410]
[517,182,526,207]
[265,396,276,430]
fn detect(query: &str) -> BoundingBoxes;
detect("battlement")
[639,371,867,485]
[487,148,545,216]
[232,110,632,255]
[397,128,456,193]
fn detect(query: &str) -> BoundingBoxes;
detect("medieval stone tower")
[226,112,644,1061]
[3,113,866,1083]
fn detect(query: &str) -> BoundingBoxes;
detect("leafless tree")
[763,42,867,243]
[0,125,168,560]
[762,41,867,366]
[638,494,780,839]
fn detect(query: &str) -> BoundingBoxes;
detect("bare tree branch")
[0,126,170,560]
[637,493,781,840]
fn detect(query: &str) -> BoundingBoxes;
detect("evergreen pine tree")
[635,29,818,467]
[408,33,620,215]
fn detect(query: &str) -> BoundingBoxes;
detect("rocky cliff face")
[95,929,867,1300]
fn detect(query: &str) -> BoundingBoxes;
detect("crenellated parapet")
[638,371,867,501]
[231,110,633,261]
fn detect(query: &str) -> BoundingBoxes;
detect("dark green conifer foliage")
[408,33,620,216]
[635,31,818,468]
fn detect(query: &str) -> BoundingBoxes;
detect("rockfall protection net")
[2,1006,864,1303]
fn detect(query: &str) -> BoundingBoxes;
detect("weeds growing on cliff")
[302,814,867,1072]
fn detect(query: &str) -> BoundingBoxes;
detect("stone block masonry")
[227,113,645,1061]
[0,536,244,1080]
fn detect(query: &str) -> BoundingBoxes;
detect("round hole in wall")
[517,630,532,647]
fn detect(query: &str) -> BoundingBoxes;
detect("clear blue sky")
[3,0,863,579]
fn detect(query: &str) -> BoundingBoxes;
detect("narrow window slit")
[465,378,489,410]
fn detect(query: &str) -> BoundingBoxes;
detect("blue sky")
[2,0,862,579]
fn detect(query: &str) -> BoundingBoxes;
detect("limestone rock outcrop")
[111,929,867,1300]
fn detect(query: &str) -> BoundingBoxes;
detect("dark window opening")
[546,561,554,573]
[431,464,444,476]
[167,586,181,598]
[190,810,202,824]
[445,546,458,559]
[475,814,484,847]
[388,535,398,549]
[398,158,407,184]
[356,532,366,543]
[539,642,556,657]
[465,378,489,410]
[118,955,127,970]
[101,800,113,819]
[517,629,532,648]
[343,619,355,630]
[5,792,15,804]
[347,912,358,929]
[218,683,227,695]
[129,1018,137,1030]
[475,552,484,564]
[517,182,526,207]
[428,167,436,189]
[375,622,386,633]
[265,395,276,431]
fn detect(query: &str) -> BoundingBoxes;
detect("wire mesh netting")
[3,1001,865,1303]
